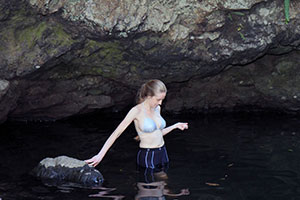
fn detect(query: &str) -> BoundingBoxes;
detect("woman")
[85,79,188,169]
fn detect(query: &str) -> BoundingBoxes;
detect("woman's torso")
[134,103,166,149]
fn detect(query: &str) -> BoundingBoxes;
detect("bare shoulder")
[129,104,142,115]
[122,105,141,122]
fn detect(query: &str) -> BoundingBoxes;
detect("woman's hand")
[180,188,190,195]
[133,135,140,141]
[175,122,188,130]
[85,154,102,167]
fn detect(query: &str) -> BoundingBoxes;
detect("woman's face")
[148,92,166,108]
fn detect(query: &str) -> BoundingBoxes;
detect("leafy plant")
[231,11,245,16]
[284,0,290,24]
[237,24,246,40]
[239,32,246,40]
[228,13,233,21]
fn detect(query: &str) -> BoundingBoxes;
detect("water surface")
[1,113,300,199]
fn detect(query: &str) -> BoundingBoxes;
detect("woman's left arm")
[158,106,188,136]
[162,122,188,136]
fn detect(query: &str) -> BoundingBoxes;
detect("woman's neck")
[143,100,155,111]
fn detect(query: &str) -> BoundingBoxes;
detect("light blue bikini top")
[141,104,166,133]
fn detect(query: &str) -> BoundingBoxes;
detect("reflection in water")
[136,181,189,200]
[88,187,125,199]
[135,169,190,200]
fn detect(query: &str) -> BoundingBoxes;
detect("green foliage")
[227,11,246,40]
[231,11,245,16]
[239,32,246,40]
[237,24,246,40]
[284,0,290,24]
[228,13,233,21]
[227,11,245,21]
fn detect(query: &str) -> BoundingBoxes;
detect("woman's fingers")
[85,159,94,167]
[86,160,98,167]
[184,123,188,129]
[177,122,188,130]
[85,156,99,167]
[181,188,190,195]
[92,161,100,167]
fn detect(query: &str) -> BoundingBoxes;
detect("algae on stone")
[16,21,48,49]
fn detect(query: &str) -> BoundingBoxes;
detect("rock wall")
[0,0,299,122]
[166,51,300,113]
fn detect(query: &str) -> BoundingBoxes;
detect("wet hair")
[136,79,167,104]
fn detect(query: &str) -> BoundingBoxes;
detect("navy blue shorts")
[136,145,169,169]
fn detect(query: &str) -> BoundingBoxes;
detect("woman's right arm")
[85,107,138,167]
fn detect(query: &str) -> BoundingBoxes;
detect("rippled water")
[1,113,300,200]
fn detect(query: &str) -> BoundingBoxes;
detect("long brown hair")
[136,79,167,104]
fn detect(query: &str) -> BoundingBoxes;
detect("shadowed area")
[1,113,300,199]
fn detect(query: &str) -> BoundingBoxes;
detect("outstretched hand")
[176,122,188,130]
[85,154,102,167]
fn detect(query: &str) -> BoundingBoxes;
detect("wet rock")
[0,0,299,123]
[28,0,266,37]
[32,156,104,186]
[0,79,9,96]
[0,80,9,123]
[166,51,300,114]
[0,80,18,123]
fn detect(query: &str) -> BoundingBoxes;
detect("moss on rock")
[71,40,128,78]
[16,21,48,49]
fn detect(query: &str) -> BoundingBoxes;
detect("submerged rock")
[32,156,104,186]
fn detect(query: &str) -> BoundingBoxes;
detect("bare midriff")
[138,129,165,149]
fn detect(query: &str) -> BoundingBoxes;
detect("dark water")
[1,113,300,200]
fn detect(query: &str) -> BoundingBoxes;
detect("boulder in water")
[32,155,104,186]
